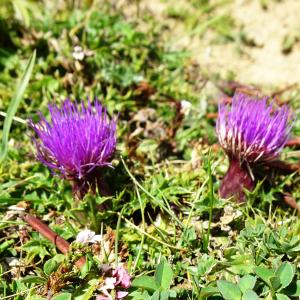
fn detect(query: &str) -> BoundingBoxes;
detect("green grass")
[0,1,299,300]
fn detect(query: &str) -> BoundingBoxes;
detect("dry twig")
[23,214,86,269]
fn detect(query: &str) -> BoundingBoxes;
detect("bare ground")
[120,0,300,89]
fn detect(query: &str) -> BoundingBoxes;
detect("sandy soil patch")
[119,0,300,88]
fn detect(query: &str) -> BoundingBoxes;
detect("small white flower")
[76,229,102,244]
[133,75,144,83]
[72,46,85,61]
[180,100,192,115]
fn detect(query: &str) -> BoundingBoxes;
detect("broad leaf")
[132,275,158,292]
[255,266,274,287]
[276,262,295,289]
[52,293,72,300]
[217,280,242,300]
[239,275,256,293]
[275,293,290,300]
[155,259,173,290]
[20,275,46,284]
[242,289,259,300]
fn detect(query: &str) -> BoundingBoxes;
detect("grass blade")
[0,50,36,163]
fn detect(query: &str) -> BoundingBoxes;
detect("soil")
[120,0,300,89]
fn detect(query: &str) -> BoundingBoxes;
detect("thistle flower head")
[30,99,117,197]
[217,92,293,163]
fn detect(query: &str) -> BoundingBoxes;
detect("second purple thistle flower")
[216,92,293,202]
[30,99,117,199]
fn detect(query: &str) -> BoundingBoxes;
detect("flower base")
[220,159,254,202]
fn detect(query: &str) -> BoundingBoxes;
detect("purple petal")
[216,92,293,163]
[30,99,117,184]
[113,266,131,289]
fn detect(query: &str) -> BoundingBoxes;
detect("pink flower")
[96,290,128,300]
[116,291,129,299]
[97,266,131,299]
[96,296,112,300]
[102,277,117,290]
[113,266,131,289]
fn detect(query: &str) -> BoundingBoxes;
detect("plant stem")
[203,152,214,252]
[87,195,99,232]
[114,206,125,268]
[132,186,145,273]
[23,214,86,269]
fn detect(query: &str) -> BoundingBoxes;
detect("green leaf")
[276,262,295,289]
[150,291,160,300]
[43,254,65,275]
[12,0,31,27]
[0,239,15,254]
[239,275,256,293]
[0,50,36,163]
[132,275,158,292]
[22,240,51,262]
[44,259,58,276]
[200,286,220,298]
[196,254,217,276]
[44,254,65,275]
[217,280,242,300]
[20,275,46,284]
[155,259,173,290]
[160,290,170,300]
[52,293,72,300]
[128,291,151,300]
[228,254,256,274]
[255,266,275,287]
[242,289,259,300]
[52,254,66,263]
[275,293,290,300]
[169,290,177,298]
[80,257,93,278]
[73,279,98,300]
[270,276,282,291]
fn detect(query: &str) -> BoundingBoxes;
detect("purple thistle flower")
[30,99,117,199]
[216,92,293,202]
